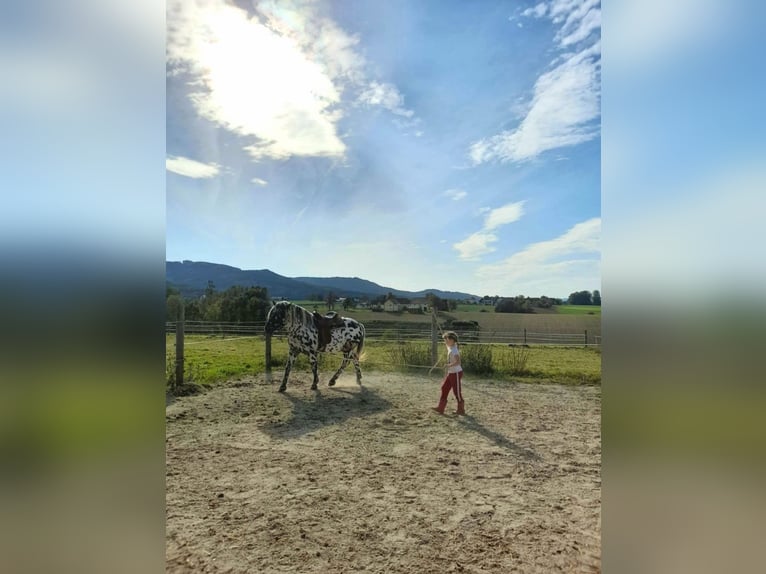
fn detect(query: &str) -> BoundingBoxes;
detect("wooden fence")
[165,321,598,346]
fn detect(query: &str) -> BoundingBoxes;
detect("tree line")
[566,290,601,306]
[166,281,601,321]
[166,281,271,322]
[493,290,601,313]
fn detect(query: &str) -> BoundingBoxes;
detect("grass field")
[167,334,601,390]
[442,310,600,335]
[555,305,601,315]
[296,301,601,316]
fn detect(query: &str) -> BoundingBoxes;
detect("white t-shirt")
[447,345,462,374]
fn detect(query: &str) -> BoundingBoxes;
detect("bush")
[497,346,530,375]
[166,355,202,396]
[386,342,432,372]
[460,344,493,375]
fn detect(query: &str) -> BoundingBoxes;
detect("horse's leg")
[309,351,319,390]
[328,353,351,386]
[351,351,363,385]
[278,350,297,392]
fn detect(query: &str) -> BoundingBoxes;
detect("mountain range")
[166,261,478,300]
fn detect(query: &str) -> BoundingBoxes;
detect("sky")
[166,0,601,298]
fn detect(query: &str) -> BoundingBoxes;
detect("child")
[432,331,465,415]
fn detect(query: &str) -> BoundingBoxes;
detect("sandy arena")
[166,372,601,573]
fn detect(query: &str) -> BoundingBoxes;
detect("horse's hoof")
[328,380,336,386]
[278,386,286,393]
[310,385,318,391]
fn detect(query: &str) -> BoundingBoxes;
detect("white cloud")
[167,0,416,161]
[166,155,220,178]
[469,42,599,164]
[251,177,268,186]
[476,217,600,283]
[358,81,414,118]
[445,188,467,201]
[453,201,526,259]
[485,201,525,229]
[522,3,548,18]
[453,232,498,260]
[525,0,601,48]
[167,0,346,161]
[558,5,601,46]
[486,258,600,297]
[473,1,600,164]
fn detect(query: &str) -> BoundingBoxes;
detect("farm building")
[382,295,428,313]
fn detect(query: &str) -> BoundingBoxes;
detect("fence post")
[175,301,185,387]
[524,328,527,345]
[431,310,438,367]
[584,329,588,347]
[265,332,272,383]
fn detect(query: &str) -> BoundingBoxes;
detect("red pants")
[439,371,463,402]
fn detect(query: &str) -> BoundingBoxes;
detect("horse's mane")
[288,302,314,330]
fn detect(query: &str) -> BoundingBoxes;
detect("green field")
[167,334,601,390]
[554,305,601,315]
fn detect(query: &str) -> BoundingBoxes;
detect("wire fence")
[166,321,601,347]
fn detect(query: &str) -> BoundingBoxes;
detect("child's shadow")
[457,415,541,462]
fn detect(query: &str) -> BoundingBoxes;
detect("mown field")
[554,305,601,315]
[289,302,601,336]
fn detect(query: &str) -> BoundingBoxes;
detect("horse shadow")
[261,383,392,440]
[456,415,541,462]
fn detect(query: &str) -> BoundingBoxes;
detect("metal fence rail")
[166,321,600,346]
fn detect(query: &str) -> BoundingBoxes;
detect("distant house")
[407,298,430,312]
[383,295,429,313]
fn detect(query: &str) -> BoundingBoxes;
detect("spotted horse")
[264,301,366,392]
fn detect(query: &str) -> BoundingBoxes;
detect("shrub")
[386,342,432,372]
[497,346,530,375]
[460,344,493,375]
[166,355,202,396]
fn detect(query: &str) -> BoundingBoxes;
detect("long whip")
[428,308,447,376]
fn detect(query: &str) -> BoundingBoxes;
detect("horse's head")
[265,301,291,334]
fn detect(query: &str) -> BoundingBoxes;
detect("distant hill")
[166,261,477,300]
[294,276,475,300]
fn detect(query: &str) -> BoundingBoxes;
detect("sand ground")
[166,371,601,573]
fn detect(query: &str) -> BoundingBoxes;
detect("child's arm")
[447,350,461,369]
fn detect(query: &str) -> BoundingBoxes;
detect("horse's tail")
[356,324,366,361]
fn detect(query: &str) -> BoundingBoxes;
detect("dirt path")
[166,372,601,573]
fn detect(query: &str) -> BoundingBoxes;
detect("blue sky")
[166,0,601,298]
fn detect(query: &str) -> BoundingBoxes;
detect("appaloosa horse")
[264,301,365,392]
